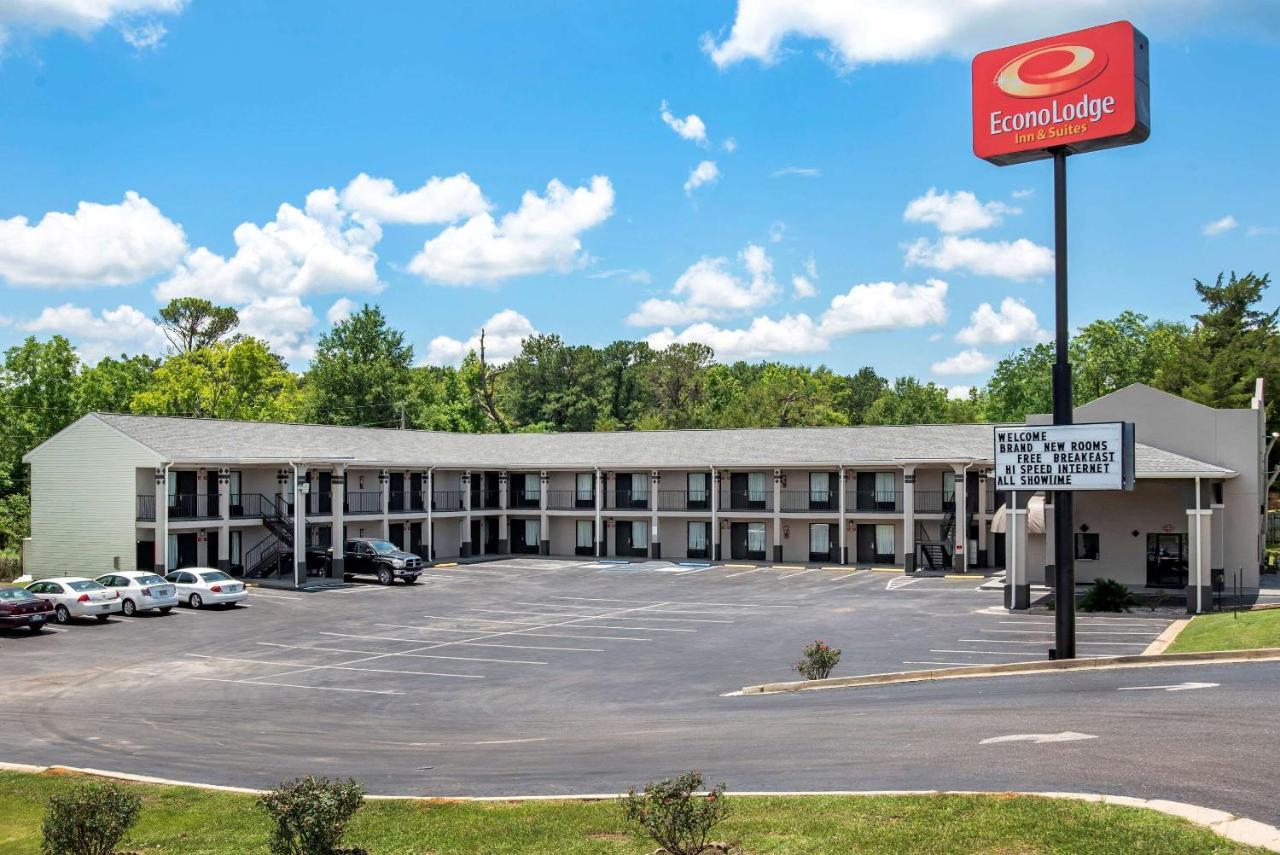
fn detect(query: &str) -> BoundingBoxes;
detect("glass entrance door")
[1146,533,1187,588]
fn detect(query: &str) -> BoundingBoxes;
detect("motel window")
[688,472,708,502]
[747,472,767,503]
[1075,532,1100,561]
[525,519,540,545]
[746,523,766,554]
[942,471,955,502]
[576,473,594,502]
[688,522,708,552]
[229,530,242,565]
[809,472,830,502]
[633,520,649,548]
[809,524,830,555]
[875,524,895,559]
[576,520,594,549]
[630,476,648,503]
[875,471,895,502]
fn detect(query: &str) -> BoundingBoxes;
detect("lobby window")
[1075,532,1100,561]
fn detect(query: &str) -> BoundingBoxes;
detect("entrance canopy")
[990,495,1045,535]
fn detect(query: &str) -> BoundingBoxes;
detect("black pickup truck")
[338,538,424,585]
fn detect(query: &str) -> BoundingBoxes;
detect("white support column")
[379,469,390,540]
[331,466,346,578]
[153,467,169,573]
[902,465,916,573]
[539,471,550,555]
[952,463,967,571]
[461,471,472,558]
[837,466,847,565]
[292,464,307,587]
[1005,491,1030,610]
[1188,475,1212,614]
[772,469,783,563]
[424,470,434,562]
[650,470,661,559]
[711,469,722,561]
[498,471,509,554]
[1043,493,1056,587]
[594,470,605,558]
[977,471,989,567]
[216,468,231,571]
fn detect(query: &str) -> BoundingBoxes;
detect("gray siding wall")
[25,416,160,578]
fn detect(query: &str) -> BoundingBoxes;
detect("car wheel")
[159,606,172,614]
[189,593,204,609]
[95,614,110,622]
[54,605,70,624]
[29,623,43,634]
[121,598,137,617]
[378,568,393,586]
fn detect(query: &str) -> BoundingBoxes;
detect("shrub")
[1080,578,1139,613]
[794,639,841,680]
[620,771,731,855]
[41,782,142,855]
[258,776,366,855]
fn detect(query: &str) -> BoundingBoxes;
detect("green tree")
[863,377,954,425]
[132,338,303,421]
[306,305,412,427]
[0,336,83,494]
[640,343,714,429]
[500,334,605,432]
[156,297,240,353]
[1072,311,1188,404]
[77,354,160,414]
[833,366,889,425]
[596,341,654,430]
[406,366,488,432]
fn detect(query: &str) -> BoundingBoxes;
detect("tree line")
[1,273,1275,549]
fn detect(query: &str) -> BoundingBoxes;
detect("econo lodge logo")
[995,43,1109,98]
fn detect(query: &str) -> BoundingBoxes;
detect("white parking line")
[464,608,731,624]
[982,629,1159,636]
[932,649,1043,657]
[471,737,551,745]
[247,591,304,600]
[325,631,607,653]
[257,642,548,665]
[827,570,867,581]
[186,653,485,679]
[779,568,821,579]
[376,623,649,642]
[997,617,1172,625]
[957,638,1148,647]
[194,677,403,695]
[725,566,766,577]
[510,602,736,617]
[549,596,796,609]
[904,660,982,667]
[570,624,696,633]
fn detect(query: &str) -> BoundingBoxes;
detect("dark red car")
[0,585,55,633]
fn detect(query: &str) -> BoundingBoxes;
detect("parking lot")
[2,557,1180,794]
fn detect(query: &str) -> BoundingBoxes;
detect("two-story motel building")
[21,383,1270,612]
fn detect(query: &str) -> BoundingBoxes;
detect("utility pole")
[1051,148,1076,660]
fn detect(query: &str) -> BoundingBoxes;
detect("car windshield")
[0,588,34,602]
[368,540,398,554]
[199,571,232,582]
[135,575,167,586]
[67,580,104,591]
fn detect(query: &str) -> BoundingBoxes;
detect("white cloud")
[721,137,738,153]
[21,303,166,362]
[660,100,708,145]
[772,166,820,178]
[424,309,536,367]
[931,349,995,376]
[684,160,720,196]
[238,295,318,364]
[408,175,614,285]
[0,0,185,50]
[645,314,827,361]
[0,314,11,327]
[956,297,1047,345]
[905,235,1053,281]
[325,297,357,325]
[904,188,1017,235]
[818,278,949,336]
[155,187,382,304]
[0,191,186,287]
[588,268,652,284]
[792,275,816,298]
[626,243,778,326]
[947,385,973,401]
[1202,214,1239,237]
[701,1,1277,69]
[1247,225,1278,238]
[768,221,786,243]
[338,172,489,225]
[1011,188,1035,199]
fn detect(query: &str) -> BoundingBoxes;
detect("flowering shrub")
[794,640,841,680]
[258,776,366,855]
[41,782,141,855]
[620,771,731,855]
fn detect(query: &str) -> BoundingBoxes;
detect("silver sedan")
[94,571,179,616]
[24,578,122,624]
[164,569,248,609]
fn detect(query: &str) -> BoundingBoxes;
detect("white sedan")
[24,577,122,624]
[94,571,179,616]
[164,568,248,609]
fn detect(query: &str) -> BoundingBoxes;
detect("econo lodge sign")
[973,20,1150,165]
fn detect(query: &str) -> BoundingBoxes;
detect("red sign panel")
[973,21,1149,165]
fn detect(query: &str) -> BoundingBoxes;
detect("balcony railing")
[136,495,155,521]
[657,490,711,511]
[345,491,382,515]
[168,493,219,520]
[913,491,955,514]
[545,489,595,510]
[780,490,839,512]
[471,489,501,510]
[720,489,771,511]
[606,490,650,511]
[509,488,541,509]
[229,493,265,519]
[433,490,464,511]
[387,490,429,513]
[849,490,902,512]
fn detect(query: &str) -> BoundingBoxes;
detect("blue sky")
[0,1,1277,396]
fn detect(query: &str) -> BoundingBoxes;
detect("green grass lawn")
[1166,608,1280,654]
[0,771,1265,854]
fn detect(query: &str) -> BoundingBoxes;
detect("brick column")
[217,468,231,571]
[539,471,550,555]
[153,468,168,573]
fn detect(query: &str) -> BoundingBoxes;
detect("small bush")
[41,782,141,855]
[1080,578,1139,613]
[258,776,366,855]
[620,771,731,855]
[794,639,841,680]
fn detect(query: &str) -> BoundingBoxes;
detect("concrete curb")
[738,648,1280,695]
[1,765,1275,851]
[1143,617,1191,655]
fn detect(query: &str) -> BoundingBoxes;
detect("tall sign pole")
[974,20,1150,659]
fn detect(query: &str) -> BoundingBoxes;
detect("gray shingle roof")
[87,413,1236,477]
